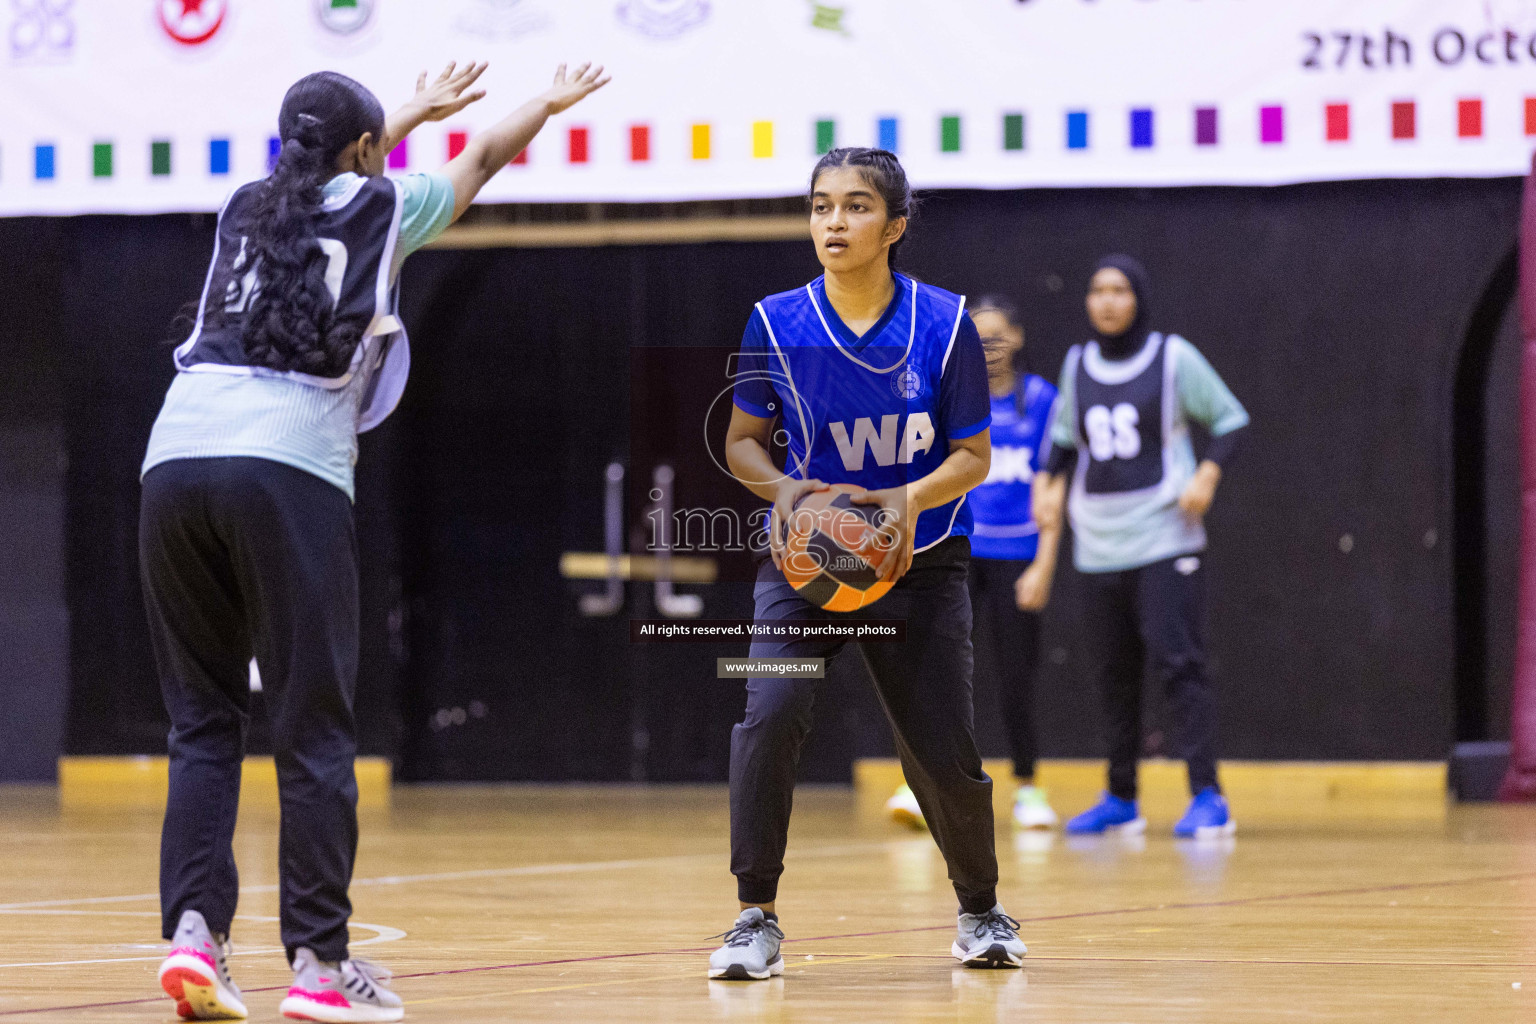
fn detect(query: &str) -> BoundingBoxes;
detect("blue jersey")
[968,374,1057,562]
[733,273,991,553]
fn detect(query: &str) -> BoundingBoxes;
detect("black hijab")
[1089,253,1152,360]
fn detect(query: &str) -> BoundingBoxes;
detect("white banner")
[4,0,1536,215]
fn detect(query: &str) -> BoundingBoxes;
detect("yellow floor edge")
[54,756,1446,818]
[58,756,391,809]
[856,757,1449,821]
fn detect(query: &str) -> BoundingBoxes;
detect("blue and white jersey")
[733,272,991,553]
[968,373,1057,562]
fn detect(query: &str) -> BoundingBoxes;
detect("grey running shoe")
[708,907,785,980]
[952,905,1027,969]
[279,946,404,1023]
[158,909,248,1020]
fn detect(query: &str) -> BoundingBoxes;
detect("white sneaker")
[886,784,926,830]
[279,947,403,1023]
[707,907,785,980]
[158,909,248,1020]
[1011,786,1058,829]
[952,905,1027,969]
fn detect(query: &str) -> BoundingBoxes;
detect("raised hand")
[441,60,613,223]
[413,61,490,122]
[542,62,611,116]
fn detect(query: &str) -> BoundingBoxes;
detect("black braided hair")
[210,71,385,376]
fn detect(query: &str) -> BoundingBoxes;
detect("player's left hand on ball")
[413,61,490,121]
[851,487,915,584]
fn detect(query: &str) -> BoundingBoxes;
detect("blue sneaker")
[1063,793,1145,835]
[1173,787,1236,838]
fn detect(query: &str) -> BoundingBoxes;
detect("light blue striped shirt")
[1049,334,1249,572]
[142,172,455,500]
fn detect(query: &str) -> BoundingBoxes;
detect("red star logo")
[159,0,226,46]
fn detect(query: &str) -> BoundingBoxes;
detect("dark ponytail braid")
[211,71,385,377]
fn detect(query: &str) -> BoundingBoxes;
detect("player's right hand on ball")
[769,477,828,572]
[542,62,611,115]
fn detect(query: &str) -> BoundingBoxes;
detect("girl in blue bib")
[887,295,1063,832]
[709,148,1026,980]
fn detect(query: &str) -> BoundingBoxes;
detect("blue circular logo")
[890,367,922,399]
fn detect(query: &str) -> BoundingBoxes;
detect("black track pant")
[140,457,359,963]
[1079,554,1219,801]
[968,558,1042,780]
[730,537,999,915]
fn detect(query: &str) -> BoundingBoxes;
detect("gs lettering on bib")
[1070,332,1171,495]
[173,174,411,433]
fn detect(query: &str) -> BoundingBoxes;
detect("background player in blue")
[1034,254,1249,841]
[886,296,1062,832]
[711,148,1027,980]
[139,62,608,1021]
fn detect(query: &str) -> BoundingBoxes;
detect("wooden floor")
[2,779,1534,1022]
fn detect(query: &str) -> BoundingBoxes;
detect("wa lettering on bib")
[750,274,975,553]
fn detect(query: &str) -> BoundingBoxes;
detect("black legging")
[141,457,360,963]
[968,558,1042,780]
[729,538,999,915]
[1079,555,1220,801]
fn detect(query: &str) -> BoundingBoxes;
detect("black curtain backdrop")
[4,177,1519,781]
[0,220,70,781]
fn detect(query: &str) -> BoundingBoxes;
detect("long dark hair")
[972,293,1032,387]
[972,294,1022,331]
[209,71,385,377]
[807,147,916,266]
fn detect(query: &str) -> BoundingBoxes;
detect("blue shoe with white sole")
[1063,793,1145,835]
[1173,786,1236,838]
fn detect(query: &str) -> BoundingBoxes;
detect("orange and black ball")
[780,484,895,612]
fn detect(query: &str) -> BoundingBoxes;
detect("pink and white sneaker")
[280,946,404,1023]
[158,909,248,1020]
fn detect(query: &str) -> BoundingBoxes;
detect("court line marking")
[781,867,1536,944]
[909,953,1536,968]
[0,911,274,918]
[405,952,896,1006]
[0,840,904,971]
[0,921,405,969]
[0,840,904,912]
[3,866,1532,1016]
